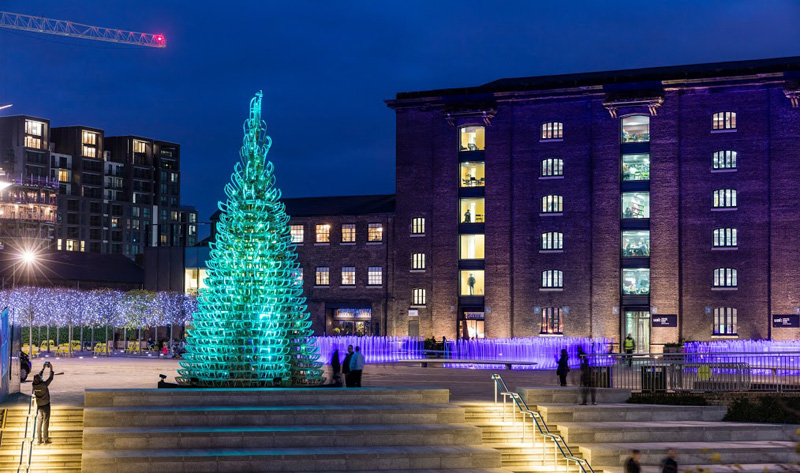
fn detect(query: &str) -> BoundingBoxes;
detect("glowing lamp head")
[20,250,36,265]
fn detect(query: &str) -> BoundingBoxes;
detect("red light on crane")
[154,34,165,44]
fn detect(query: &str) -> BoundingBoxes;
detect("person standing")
[467,273,476,295]
[556,349,569,386]
[32,361,55,445]
[579,353,596,405]
[661,449,678,473]
[624,449,641,473]
[349,346,365,387]
[624,334,636,367]
[342,345,354,387]
[330,348,342,387]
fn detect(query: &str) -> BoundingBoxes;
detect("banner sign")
[773,314,800,328]
[651,314,677,327]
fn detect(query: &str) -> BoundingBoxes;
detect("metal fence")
[584,352,800,392]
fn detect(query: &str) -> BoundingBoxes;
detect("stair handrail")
[492,373,595,473]
[16,386,38,473]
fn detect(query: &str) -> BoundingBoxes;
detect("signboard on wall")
[651,314,677,327]
[773,314,800,328]
[464,312,484,320]
[407,309,419,317]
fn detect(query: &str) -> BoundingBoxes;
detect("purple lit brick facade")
[386,57,800,349]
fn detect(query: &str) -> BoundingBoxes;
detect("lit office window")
[541,158,563,177]
[621,115,650,143]
[541,122,563,140]
[24,136,41,149]
[713,268,738,288]
[713,189,737,208]
[341,267,356,286]
[621,154,650,181]
[342,223,356,243]
[460,197,485,223]
[133,140,146,154]
[368,223,383,242]
[460,162,485,187]
[712,112,737,131]
[541,195,563,214]
[459,234,485,259]
[713,307,737,335]
[316,224,330,243]
[621,192,650,218]
[25,120,44,136]
[315,267,330,286]
[82,130,97,145]
[541,270,563,289]
[713,228,737,248]
[621,231,650,257]
[541,307,563,334]
[460,270,485,295]
[290,224,304,243]
[368,267,383,286]
[713,151,737,170]
[411,253,426,270]
[541,232,563,250]
[412,288,427,306]
[458,125,485,151]
[621,268,650,295]
[411,217,426,235]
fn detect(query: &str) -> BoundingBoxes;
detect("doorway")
[624,310,650,353]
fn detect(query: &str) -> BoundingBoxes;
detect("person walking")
[624,334,636,367]
[32,361,55,445]
[556,349,569,386]
[624,449,641,473]
[660,449,678,473]
[349,346,365,387]
[342,345,354,387]
[330,348,342,387]
[579,351,596,405]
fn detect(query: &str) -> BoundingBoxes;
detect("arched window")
[713,268,738,288]
[712,112,736,130]
[621,115,650,143]
[713,151,737,170]
[541,195,563,214]
[541,122,563,140]
[541,307,563,334]
[542,270,563,288]
[713,228,737,248]
[541,158,564,177]
[541,232,563,250]
[458,125,485,151]
[713,189,737,208]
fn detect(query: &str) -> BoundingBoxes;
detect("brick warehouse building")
[386,56,800,351]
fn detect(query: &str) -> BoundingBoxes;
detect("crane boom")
[0,11,166,48]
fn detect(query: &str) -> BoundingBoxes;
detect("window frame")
[341,223,356,243]
[540,158,564,178]
[712,112,737,131]
[315,224,331,243]
[541,195,564,214]
[713,307,738,336]
[713,267,738,288]
[458,125,485,151]
[620,115,650,143]
[412,288,427,306]
[540,231,563,251]
[341,266,356,286]
[713,189,737,209]
[411,217,426,235]
[712,150,737,170]
[712,228,738,249]
[540,122,563,140]
[411,253,426,270]
[367,267,383,286]
[541,270,564,289]
[290,224,304,244]
[368,223,383,242]
[315,266,330,286]
[541,307,563,334]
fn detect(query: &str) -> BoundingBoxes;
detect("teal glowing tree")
[178,91,323,387]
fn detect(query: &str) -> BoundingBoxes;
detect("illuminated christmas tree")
[178,91,323,387]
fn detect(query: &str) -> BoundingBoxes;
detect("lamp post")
[15,249,38,358]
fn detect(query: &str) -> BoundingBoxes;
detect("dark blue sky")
[2,1,799,222]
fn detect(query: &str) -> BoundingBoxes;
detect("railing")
[492,374,594,473]
[583,352,800,392]
[16,388,37,473]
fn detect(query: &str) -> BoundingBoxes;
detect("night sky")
[2,1,799,226]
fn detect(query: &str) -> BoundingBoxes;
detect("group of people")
[330,345,365,387]
[555,347,597,405]
[625,448,678,473]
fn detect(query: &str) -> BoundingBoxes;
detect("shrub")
[724,396,800,424]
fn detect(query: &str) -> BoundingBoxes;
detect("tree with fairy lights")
[178,91,323,387]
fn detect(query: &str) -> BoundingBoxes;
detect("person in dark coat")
[624,449,641,473]
[32,362,55,444]
[579,351,596,405]
[661,449,678,473]
[330,349,342,387]
[341,345,354,387]
[556,349,569,386]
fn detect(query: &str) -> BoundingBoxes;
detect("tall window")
[24,135,41,149]
[412,288,427,306]
[290,224,304,243]
[622,231,650,257]
[712,112,737,131]
[460,162,485,187]
[713,228,737,248]
[622,268,650,295]
[621,115,650,143]
[541,270,563,289]
[713,151,737,170]
[541,158,563,177]
[541,232,563,250]
[541,195,563,214]
[714,307,737,335]
[621,154,650,181]
[713,268,738,288]
[342,223,356,243]
[459,125,485,151]
[315,267,330,286]
[621,192,650,218]
[316,224,330,243]
[82,130,98,157]
[133,140,146,154]
[411,217,426,235]
[368,223,383,242]
[541,307,563,334]
[460,198,485,223]
[541,122,563,140]
[411,253,426,270]
[25,119,43,136]
[368,267,383,286]
[459,234,485,259]
[341,267,356,286]
[713,189,737,208]
[460,270,485,295]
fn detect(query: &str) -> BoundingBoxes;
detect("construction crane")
[0,10,166,47]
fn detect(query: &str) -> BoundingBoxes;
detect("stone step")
[599,464,794,473]
[557,420,797,444]
[84,404,465,427]
[536,403,726,423]
[501,467,584,473]
[578,441,798,466]
[516,387,631,405]
[82,423,482,450]
[81,445,503,472]
[85,387,450,408]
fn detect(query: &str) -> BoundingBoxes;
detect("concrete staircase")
[517,387,799,473]
[81,387,509,473]
[0,406,83,472]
